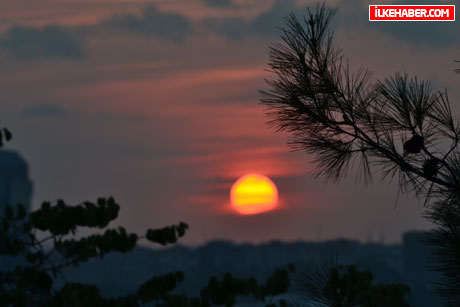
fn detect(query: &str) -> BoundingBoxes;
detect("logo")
[369,5,455,21]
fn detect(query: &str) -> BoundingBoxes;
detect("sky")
[1,0,459,245]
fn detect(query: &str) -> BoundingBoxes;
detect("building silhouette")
[0,150,33,215]
[0,150,33,271]
[59,232,442,305]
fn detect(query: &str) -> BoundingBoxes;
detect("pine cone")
[404,135,424,154]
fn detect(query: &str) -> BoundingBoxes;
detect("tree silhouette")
[261,4,460,305]
[0,128,294,306]
[298,262,411,307]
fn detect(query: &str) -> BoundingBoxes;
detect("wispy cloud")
[102,4,192,41]
[21,104,70,117]
[337,0,460,47]
[1,25,85,59]
[0,4,193,60]
[20,103,147,123]
[203,0,301,39]
[2,0,455,62]
[202,0,235,9]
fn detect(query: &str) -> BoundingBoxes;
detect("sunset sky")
[1,0,459,245]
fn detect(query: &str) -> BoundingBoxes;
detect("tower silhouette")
[0,150,33,215]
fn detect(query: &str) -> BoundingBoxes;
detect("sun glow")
[230,173,278,215]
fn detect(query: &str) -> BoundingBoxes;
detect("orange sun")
[230,173,278,215]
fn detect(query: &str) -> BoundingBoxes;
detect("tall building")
[0,150,33,214]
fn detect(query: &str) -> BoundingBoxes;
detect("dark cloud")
[2,0,454,62]
[202,0,234,8]
[103,5,191,41]
[204,0,304,40]
[250,0,299,35]
[203,17,249,40]
[337,0,460,47]
[0,4,192,60]
[21,104,70,117]
[371,20,459,47]
[204,0,459,47]
[20,104,147,123]
[0,25,84,59]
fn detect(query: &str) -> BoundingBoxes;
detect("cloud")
[250,0,299,35]
[337,0,460,47]
[371,20,459,47]
[2,0,454,63]
[103,5,191,41]
[203,0,459,48]
[20,104,147,123]
[203,17,249,40]
[0,25,85,59]
[0,4,192,60]
[203,0,304,40]
[21,104,70,117]
[202,0,234,8]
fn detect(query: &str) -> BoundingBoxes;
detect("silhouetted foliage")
[200,264,295,306]
[261,4,460,305]
[0,123,12,147]
[0,128,294,306]
[298,262,411,307]
[1,199,189,306]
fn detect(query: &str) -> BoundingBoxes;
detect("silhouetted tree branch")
[261,4,460,305]
[297,261,411,307]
